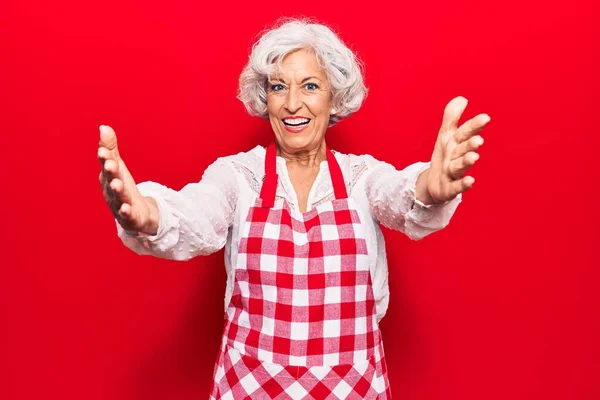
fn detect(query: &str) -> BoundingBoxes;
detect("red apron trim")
[259,142,348,208]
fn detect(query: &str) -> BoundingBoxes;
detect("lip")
[281,117,311,133]
[282,116,311,120]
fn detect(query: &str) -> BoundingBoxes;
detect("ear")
[330,107,338,115]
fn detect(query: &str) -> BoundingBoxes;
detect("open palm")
[97,125,151,232]
[426,96,491,204]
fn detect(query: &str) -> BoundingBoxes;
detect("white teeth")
[283,118,310,126]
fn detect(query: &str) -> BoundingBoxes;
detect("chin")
[279,133,319,149]
[279,124,326,147]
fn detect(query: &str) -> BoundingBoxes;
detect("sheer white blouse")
[116,145,462,322]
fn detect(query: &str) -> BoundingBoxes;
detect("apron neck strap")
[326,146,348,200]
[259,142,347,208]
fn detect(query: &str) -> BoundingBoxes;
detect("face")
[266,48,335,154]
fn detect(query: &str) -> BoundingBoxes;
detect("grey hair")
[237,18,368,126]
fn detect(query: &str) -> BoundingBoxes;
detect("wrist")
[415,168,436,205]
[142,196,160,236]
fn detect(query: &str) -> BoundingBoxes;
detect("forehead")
[272,49,327,79]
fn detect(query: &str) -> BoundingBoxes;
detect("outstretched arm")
[365,96,490,240]
[98,125,238,260]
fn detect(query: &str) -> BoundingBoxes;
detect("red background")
[1,1,599,399]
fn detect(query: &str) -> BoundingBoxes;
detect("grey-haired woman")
[98,18,490,399]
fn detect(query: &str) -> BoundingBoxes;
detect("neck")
[276,141,327,167]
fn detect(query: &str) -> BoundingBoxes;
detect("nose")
[284,86,302,114]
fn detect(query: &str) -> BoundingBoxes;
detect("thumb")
[99,125,120,158]
[440,96,469,132]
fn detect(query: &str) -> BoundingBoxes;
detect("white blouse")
[116,145,462,322]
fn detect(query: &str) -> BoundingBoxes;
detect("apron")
[210,143,391,399]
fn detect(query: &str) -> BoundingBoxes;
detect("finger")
[99,155,115,188]
[99,125,120,159]
[449,175,475,196]
[117,202,135,223]
[97,146,115,168]
[103,159,120,181]
[451,135,484,161]
[109,178,133,205]
[440,96,469,132]
[449,151,479,179]
[455,113,491,143]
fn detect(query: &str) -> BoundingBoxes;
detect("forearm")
[117,182,233,260]
[116,159,238,260]
[365,160,462,240]
[365,161,430,232]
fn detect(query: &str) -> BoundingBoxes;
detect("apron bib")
[210,143,391,399]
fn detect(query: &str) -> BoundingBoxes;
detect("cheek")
[266,100,280,120]
[311,92,332,110]
[307,97,332,119]
[267,95,285,115]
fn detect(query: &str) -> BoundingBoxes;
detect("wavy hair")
[237,18,368,126]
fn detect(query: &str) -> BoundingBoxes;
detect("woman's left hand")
[417,96,491,205]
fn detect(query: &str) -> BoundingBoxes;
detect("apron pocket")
[217,344,382,399]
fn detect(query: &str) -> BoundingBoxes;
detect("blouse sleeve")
[363,155,462,241]
[115,158,238,260]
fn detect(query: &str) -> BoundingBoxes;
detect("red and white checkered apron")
[210,143,391,399]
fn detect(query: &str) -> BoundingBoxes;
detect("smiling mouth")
[282,118,311,127]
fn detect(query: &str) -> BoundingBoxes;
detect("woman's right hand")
[98,125,159,235]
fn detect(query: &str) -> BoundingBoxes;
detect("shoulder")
[211,145,265,171]
[333,150,384,169]
[332,150,387,188]
[209,145,266,191]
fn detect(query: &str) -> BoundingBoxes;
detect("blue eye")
[305,83,319,90]
[270,83,284,92]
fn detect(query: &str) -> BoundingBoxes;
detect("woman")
[98,19,490,399]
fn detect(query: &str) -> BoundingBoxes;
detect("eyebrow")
[272,76,322,84]
[301,76,321,83]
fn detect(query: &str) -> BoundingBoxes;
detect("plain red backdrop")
[1,1,599,399]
